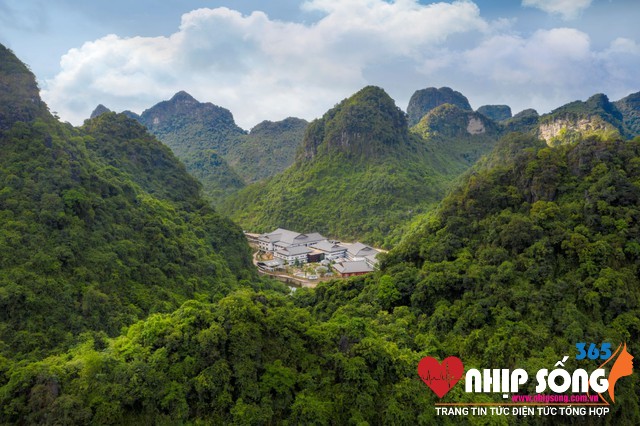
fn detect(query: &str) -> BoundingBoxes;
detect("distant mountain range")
[218,85,640,246]
[91,94,307,205]
[220,86,502,247]
[89,81,640,244]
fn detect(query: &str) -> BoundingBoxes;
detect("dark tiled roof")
[276,246,313,256]
[312,240,348,253]
[333,260,374,274]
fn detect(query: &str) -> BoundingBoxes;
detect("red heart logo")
[417,356,464,398]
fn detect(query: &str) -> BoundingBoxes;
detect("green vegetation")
[3,131,639,425]
[0,111,262,361]
[539,94,627,143]
[0,45,49,130]
[137,91,248,205]
[135,93,307,204]
[379,132,640,424]
[541,94,624,128]
[223,89,502,247]
[412,104,501,174]
[225,117,308,183]
[407,87,472,126]
[503,108,540,134]
[504,93,640,145]
[615,91,640,137]
[0,45,274,364]
[0,292,432,424]
[2,45,640,424]
[222,87,449,247]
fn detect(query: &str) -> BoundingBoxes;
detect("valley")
[1,41,640,425]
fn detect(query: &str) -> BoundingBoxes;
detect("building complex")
[253,228,380,277]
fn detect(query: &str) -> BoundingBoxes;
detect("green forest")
[221,86,501,248]
[129,92,308,206]
[1,44,639,425]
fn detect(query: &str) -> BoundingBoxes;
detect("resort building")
[258,228,326,252]
[273,245,313,264]
[255,228,380,274]
[333,260,375,278]
[310,240,349,260]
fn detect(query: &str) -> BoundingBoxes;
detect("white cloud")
[453,28,640,114]
[42,0,488,127]
[463,28,591,85]
[42,0,640,128]
[595,38,640,92]
[522,0,592,20]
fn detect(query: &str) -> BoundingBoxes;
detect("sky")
[1,0,639,130]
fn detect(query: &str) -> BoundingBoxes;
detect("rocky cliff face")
[538,116,616,143]
[406,87,472,126]
[466,116,486,134]
[537,94,626,143]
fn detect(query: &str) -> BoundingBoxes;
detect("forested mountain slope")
[383,134,640,424]
[222,86,458,247]
[122,94,309,203]
[0,45,257,362]
[225,117,308,183]
[223,87,503,247]
[503,92,640,144]
[133,91,247,205]
[4,132,638,425]
[2,44,639,425]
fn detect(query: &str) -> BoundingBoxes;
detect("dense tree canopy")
[222,87,501,248]
[1,44,639,425]
[4,130,639,425]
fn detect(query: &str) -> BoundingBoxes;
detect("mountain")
[503,108,540,134]
[133,91,247,205]
[5,131,639,424]
[139,91,246,157]
[126,93,308,203]
[4,43,640,425]
[406,86,472,126]
[221,86,493,247]
[389,131,640,313]
[411,103,502,175]
[537,93,627,144]
[0,45,259,362]
[502,93,640,145]
[614,91,640,137]
[476,104,512,122]
[121,109,141,120]
[0,45,49,130]
[90,104,111,119]
[225,117,308,183]
[376,132,640,423]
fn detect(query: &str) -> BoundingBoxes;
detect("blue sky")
[1,0,639,129]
